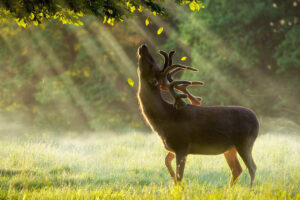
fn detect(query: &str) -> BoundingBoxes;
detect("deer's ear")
[148,78,159,87]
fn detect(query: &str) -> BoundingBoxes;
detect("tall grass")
[0,132,299,199]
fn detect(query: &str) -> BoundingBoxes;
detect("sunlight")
[27,29,95,124]
[147,4,299,109]
[0,1,299,199]
[145,10,251,105]
[75,19,137,79]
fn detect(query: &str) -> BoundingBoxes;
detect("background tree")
[0,0,203,26]
[165,0,300,125]
[0,0,299,133]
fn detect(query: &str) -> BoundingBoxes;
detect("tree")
[166,0,300,123]
[0,0,204,27]
[0,19,147,131]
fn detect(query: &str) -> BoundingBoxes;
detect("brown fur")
[137,44,258,187]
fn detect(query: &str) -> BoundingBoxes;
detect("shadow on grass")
[4,168,232,191]
[0,169,34,176]
[3,167,293,191]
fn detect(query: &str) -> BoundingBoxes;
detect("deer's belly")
[188,142,233,155]
[161,137,176,152]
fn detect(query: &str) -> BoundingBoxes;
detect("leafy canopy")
[0,0,204,27]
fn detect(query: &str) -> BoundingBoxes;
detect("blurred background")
[0,0,299,135]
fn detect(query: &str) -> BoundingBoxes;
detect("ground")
[0,132,299,199]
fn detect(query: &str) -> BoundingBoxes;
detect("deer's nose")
[140,44,148,49]
[138,44,148,56]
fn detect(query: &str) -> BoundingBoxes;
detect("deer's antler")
[160,50,169,71]
[168,51,176,66]
[174,82,204,106]
[159,50,204,109]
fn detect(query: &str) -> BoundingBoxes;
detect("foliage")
[0,0,203,27]
[0,132,299,199]
[274,25,300,72]
[0,19,145,132]
[0,0,299,131]
[165,0,300,121]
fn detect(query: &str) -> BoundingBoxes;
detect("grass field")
[0,131,299,199]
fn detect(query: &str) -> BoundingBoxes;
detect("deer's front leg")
[165,152,176,182]
[175,151,187,185]
[165,152,175,181]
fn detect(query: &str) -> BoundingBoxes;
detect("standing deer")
[137,44,259,187]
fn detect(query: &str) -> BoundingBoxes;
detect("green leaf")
[145,18,150,26]
[189,1,204,11]
[181,56,187,61]
[33,20,39,26]
[29,13,34,20]
[157,27,164,35]
[138,5,143,12]
[189,2,196,11]
[128,78,134,87]
[130,6,136,13]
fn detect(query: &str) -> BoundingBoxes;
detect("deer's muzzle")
[138,44,149,56]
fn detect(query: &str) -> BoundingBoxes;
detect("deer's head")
[137,44,160,88]
[138,44,204,109]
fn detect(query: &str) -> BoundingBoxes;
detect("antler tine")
[168,81,189,109]
[169,80,192,87]
[163,64,198,76]
[168,69,204,83]
[186,81,204,86]
[168,50,176,66]
[174,81,204,106]
[168,80,204,109]
[167,68,183,82]
[159,50,169,71]
[167,68,203,83]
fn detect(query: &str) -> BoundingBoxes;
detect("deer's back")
[153,105,259,155]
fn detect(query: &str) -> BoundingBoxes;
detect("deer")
[137,44,259,187]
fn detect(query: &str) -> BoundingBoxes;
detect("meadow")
[0,131,299,200]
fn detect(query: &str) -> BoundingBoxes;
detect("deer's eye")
[148,78,158,87]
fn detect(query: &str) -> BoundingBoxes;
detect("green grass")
[0,132,299,199]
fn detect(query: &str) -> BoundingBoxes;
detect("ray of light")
[147,3,299,109]
[136,12,250,105]
[76,18,137,79]
[27,28,97,125]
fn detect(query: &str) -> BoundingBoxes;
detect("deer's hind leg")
[165,152,175,182]
[236,142,257,187]
[224,146,243,186]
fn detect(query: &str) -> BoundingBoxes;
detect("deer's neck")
[137,78,170,131]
